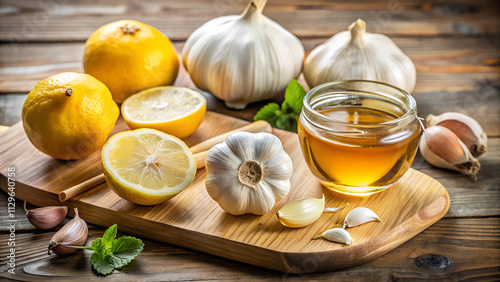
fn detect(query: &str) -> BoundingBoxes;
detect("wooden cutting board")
[0,111,449,273]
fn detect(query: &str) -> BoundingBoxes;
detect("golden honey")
[298,80,421,196]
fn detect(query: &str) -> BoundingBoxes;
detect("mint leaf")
[284,79,307,115]
[91,251,114,275]
[109,236,144,269]
[253,79,306,133]
[102,224,117,249]
[81,225,144,276]
[254,103,280,125]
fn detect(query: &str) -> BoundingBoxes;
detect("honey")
[299,107,420,195]
[298,80,421,196]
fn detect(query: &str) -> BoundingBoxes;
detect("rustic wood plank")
[1,0,499,43]
[1,36,499,133]
[0,214,498,280]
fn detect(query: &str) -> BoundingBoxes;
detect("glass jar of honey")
[298,80,421,196]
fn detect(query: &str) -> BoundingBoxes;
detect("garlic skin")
[182,0,304,109]
[24,201,68,230]
[344,207,382,228]
[276,195,325,228]
[426,112,487,157]
[48,208,88,256]
[420,125,480,180]
[205,131,293,215]
[314,228,353,245]
[324,203,349,213]
[303,19,416,93]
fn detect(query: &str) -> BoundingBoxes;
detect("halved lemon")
[101,128,196,205]
[121,86,207,139]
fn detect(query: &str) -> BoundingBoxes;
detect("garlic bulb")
[303,19,416,93]
[343,207,382,228]
[205,131,293,215]
[420,125,480,180]
[314,228,353,245]
[182,0,304,109]
[426,112,487,157]
[276,195,325,228]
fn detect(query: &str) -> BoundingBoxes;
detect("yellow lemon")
[22,72,119,160]
[121,86,206,139]
[101,128,196,205]
[83,20,179,103]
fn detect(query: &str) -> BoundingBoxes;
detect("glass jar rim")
[303,79,417,129]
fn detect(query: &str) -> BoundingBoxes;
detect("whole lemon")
[22,72,119,160]
[83,20,180,103]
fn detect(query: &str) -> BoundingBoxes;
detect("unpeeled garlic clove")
[420,125,480,181]
[314,228,353,245]
[427,112,487,157]
[276,195,325,228]
[48,208,88,256]
[344,207,381,228]
[24,201,68,230]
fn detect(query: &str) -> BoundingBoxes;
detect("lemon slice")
[101,128,196,205]
[121,86,207,139]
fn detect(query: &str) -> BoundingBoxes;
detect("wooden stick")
[58,120,272,202]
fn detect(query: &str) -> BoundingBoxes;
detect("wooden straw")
[58,120,272,202]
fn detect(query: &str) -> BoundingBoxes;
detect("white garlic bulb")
[205,131,293,215]
[303,19,416,93]
[182,0,304,109]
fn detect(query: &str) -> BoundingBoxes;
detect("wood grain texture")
[0,112,450,273]
[0,213,497,280]
[0,0,499,42]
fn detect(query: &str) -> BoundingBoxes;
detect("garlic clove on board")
[420,125,480,181]
[343,207,382,228]
[205,131,293,215]
[276,195,325,228]
[426,112,487,157]
[182,0,304,109]
[48,208,88,256]
[24,201,68,230]
[314,228,353,245]
[303,19,416,93]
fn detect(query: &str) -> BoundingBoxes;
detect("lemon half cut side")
[101,128,196,205]
[121,86,207,139]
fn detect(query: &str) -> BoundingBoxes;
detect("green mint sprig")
[73,224,144,275]
[253,79,307,133]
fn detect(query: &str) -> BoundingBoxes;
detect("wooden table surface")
[1,0,499,280]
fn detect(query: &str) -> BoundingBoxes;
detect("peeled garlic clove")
[24,201,68,230]
[276,195,325,228]
[48,208,88,256]
[344,207,381,228]
[426,112,487,157]
[314,228,353,245]
[420,125,480,180]
[324,203,349,213]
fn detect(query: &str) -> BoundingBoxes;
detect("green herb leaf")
[83,225,144,276]
[91,251,114,275]
[253,79,306,133]
[284,79,307,115]
[109,236,144,269]
[253,102,280,126]
[102,224,117,249]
